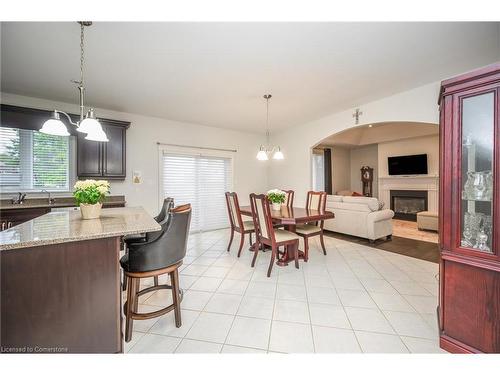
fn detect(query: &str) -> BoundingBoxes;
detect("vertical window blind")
[0,127,70,191]
[161,151,233,232]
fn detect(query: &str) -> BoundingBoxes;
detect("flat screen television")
[388,154,428,175]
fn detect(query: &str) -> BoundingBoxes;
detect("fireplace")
[390,190,428,221]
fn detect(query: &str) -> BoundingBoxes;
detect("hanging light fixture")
[256,94,284,161]
[40,21,108,142]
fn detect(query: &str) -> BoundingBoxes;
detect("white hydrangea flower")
[97,185,109,194]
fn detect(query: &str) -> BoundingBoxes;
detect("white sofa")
[323,195,394,242]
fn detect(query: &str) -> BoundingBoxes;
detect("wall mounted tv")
[388,154,428,175]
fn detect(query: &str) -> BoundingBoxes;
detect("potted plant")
[73,179,110,219]
[267,189,286,211]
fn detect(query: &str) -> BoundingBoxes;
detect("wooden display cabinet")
[438,63,500,353]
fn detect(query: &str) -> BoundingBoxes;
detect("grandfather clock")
[361,166,374,197]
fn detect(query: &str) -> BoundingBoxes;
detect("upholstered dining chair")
[295,191,328,261]
[122,197,175,290]
[225,192,255,257]
[120,204,191,342]
[250,193,300,277]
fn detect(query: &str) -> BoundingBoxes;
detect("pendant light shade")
[85,126,109,142]
[256,147,269,161]
[272,147,284,160]
[40,112,70,136]
[77,109,102,134]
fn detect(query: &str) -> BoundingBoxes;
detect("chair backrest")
[147,197,175,241]
[225,192,244,230]
[250,193,275,244]
[155,197,175,223]
[281,189,294,207]
[127,204,192,272]
[306,191,327,211]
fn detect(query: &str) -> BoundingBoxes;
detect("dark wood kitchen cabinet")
[438,63,500,353]
[77,119,130,180]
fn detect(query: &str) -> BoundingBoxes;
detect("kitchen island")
[0,207,161,353]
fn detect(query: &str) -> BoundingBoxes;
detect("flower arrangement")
[267,189,285,210]
[73,179,110,205]
[73,179,110,219]
[267,189,286,204]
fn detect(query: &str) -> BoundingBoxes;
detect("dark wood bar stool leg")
[122,272,128,291]
[170,269,182,328]
[125,276,138,342]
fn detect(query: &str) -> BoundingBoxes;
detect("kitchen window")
[159,146,233,232]
[0,127,73,192]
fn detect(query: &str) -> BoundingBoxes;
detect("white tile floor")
[124,229,446,354]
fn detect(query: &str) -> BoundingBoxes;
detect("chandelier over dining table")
[40,21,108,142]
[256,94,284,161]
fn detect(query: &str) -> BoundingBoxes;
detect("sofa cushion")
[336,190,353,196]
[342,196,380,212]
[328,201,372,213]
[327,195,343,202]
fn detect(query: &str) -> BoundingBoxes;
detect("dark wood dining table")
[239,205,334,266]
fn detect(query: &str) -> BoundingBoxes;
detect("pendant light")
[40,22,108,142]
[256,94,284,161]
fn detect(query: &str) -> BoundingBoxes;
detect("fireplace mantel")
[378,175,439,213]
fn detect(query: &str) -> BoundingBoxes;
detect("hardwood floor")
[323,230,440,264]
[392,220,438,244]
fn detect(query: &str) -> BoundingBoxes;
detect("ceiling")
[1,22,499,133]
[319,122,439,148]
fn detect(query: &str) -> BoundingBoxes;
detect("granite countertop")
[0,206,161,251]
[0,195,126,210]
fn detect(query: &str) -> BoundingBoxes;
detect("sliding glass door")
[160,149,233,232]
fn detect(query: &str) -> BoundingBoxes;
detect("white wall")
[1,92,268,215]
[269,82,441,205]
[330,147,350,193]
[377,134,440,177]
[350,144,379,197]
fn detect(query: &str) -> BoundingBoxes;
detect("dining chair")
[120,204,191,342]
[295,191,328,261]
[122,197,175,290]
[225,192,255,257]
[281,189,294,207]
[250,193,300,277]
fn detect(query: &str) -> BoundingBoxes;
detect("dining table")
[239,205,334,266]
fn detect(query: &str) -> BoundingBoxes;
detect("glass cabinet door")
[460,91,495,254]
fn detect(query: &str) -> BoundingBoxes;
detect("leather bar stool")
[120,204,191,342]
[122,197,175,290]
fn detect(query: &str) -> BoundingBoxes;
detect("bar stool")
[122,197,175,290]
[120,204,191,342]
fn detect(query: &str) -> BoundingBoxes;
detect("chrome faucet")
[11,192,26,205]
[41,190,55,205]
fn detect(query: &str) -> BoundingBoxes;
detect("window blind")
[161,151,232,232]
[0,127,70,191]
